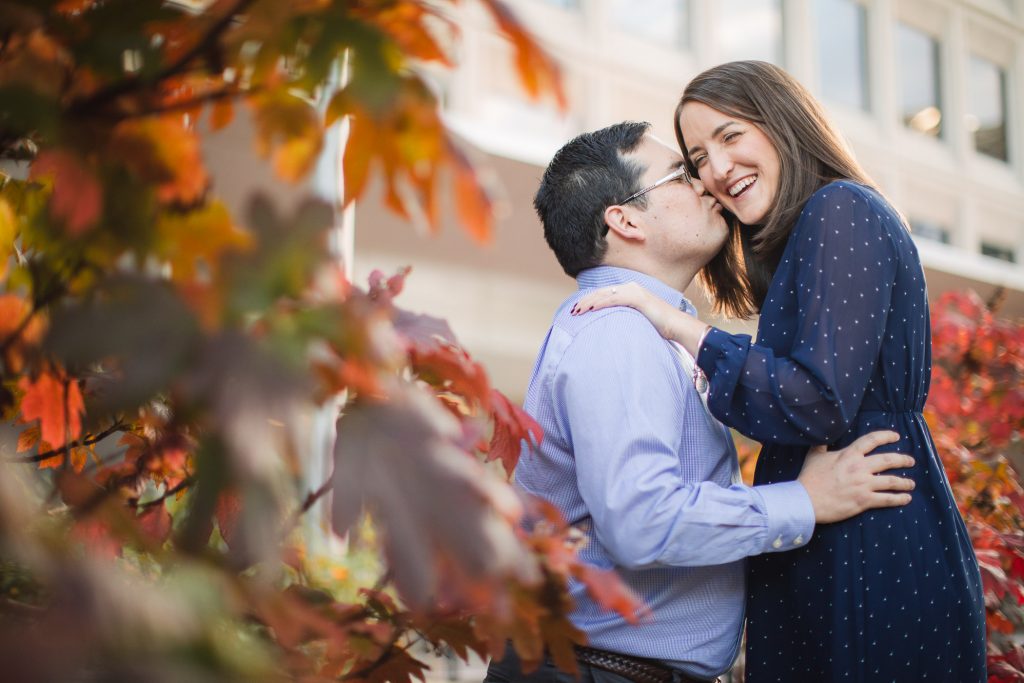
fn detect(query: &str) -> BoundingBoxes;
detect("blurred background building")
[351,0,1024,400]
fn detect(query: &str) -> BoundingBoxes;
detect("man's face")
[624,135,729,267]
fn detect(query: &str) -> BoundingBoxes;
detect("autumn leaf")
[0,294,46,374]
[332,384,537,609]
[110,117,208,204]
[18,369,85,450]
[155,200,251,281]
[449,142,493,243]
[0,197,16,281]
[209,98,235,131]
[477,0,567,110]
[30,150,103,235]
[16,425,41,453]
[488,390,542,478]
[572,564,644,625]
[410,344,491,408]
[250,90,324,182]
[137,503,173,547]
[215,490,241,549]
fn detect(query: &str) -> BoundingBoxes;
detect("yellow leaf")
[156,201,251,281]
[0,197,15,281]
[70,445,88,473]
[250,91,323,183]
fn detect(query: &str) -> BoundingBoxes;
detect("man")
[484,122,915,683]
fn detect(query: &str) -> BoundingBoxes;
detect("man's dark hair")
[534,121,651,277]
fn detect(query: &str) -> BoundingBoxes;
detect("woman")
[574,61,985,682]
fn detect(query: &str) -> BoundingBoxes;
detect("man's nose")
[691,178,707,195]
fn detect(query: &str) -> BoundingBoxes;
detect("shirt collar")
[576,265,697,315]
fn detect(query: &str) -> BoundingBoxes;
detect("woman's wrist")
[665,310,713,355]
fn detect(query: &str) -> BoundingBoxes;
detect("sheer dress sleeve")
[696,183,900,445]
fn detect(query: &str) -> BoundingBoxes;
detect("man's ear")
[603,205,647,243]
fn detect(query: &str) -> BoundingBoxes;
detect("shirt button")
[794,535,804,545]
[772,536,783,549]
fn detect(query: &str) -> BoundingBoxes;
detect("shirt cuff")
[752,480,815,554]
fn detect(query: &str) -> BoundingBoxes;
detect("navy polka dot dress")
[695,182,986,682]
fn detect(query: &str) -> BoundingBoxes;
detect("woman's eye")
[692,155,707,167]
[723,131,742,143]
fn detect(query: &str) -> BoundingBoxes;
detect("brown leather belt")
[574,645,717,683]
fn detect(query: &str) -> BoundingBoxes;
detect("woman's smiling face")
[678,101,781,226]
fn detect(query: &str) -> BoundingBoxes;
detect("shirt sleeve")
[696,184,899,445]
[555,309,814,569]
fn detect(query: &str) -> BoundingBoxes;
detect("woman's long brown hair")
[675,61,875,318]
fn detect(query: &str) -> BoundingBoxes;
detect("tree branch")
[133,477,195,509]
[15,421,126,464]
[124,84,257,119]
[68,0,258,115]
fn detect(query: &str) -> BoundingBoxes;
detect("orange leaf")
[0,295,45,374]
[340,111,376,207]
[0,197,16,281]
[209,98,235,131]
[477,0,567,110]
[110,117,208,204]
[30,150,103,236]
[16,425,40,453]
[18,369,85,449]
[69,445,89,473]
[450,144,493,244]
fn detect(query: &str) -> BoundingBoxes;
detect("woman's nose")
[707,152,733,181]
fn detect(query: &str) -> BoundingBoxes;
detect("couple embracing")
[485,62,986,683]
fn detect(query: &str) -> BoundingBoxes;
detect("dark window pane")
[817,0,870,111]
[898,24,942,137]
[968,56,1008,161]
[981,242,1016,263]
[910,219,950,244]
[609,0,690,47]
[716,0,783,65]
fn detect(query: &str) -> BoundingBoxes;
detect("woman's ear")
[603,205,647,243]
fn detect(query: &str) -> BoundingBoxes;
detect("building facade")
[353,0,1024,398]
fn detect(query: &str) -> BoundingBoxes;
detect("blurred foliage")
[0,1,640,681]
[925,291,1024,682]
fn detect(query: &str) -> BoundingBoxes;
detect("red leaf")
[216,491,241,548]
[30,150,102,235]
[137,503,173,546]
[488,390,542,478]
[572,564,645,626]
[18,369,85,450]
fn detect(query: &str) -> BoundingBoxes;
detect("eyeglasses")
[619,165,692,205]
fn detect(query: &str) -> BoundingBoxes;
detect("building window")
[910,219,950,244]
[967,55,1009,161]
[715,0,783,64]
[981,242,1016,263]
[817,0,870,111]
[897,24,942,137]
[609,0,690,47]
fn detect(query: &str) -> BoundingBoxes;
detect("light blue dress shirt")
[515,266,815,680]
